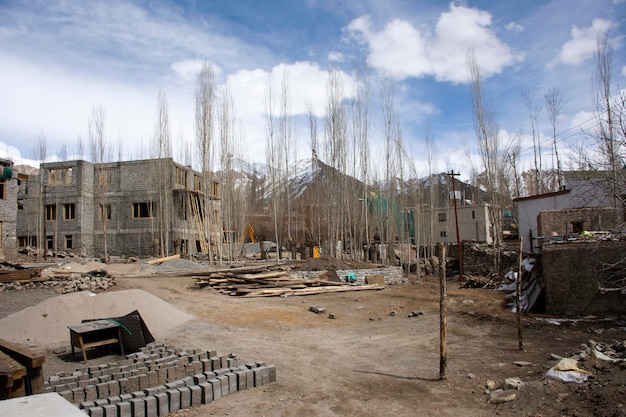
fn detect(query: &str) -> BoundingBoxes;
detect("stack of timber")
[193,265,384,297]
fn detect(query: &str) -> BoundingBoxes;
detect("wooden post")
[439,243,447,380]
[516,237,523,350]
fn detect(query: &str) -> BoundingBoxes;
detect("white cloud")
[171,60,222,83]
[505,22,524,32]
[553,19,614,66]
[328,51,345,62]
[346,4,523,83]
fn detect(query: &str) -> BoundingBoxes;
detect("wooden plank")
[145,254,181,265]
[0,351,26,386]
[0,339,45,369]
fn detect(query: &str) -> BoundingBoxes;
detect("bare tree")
[35,132,47,257]
[264,76,284,263]
[522,90,543,194]
[195,61,217,262]
[544,87,564,190]
[468,50,513,275]
[154,90,172,257]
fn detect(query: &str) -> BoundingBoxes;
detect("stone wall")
[542,241,626,315]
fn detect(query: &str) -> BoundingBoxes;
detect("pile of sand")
[0,289,194,349]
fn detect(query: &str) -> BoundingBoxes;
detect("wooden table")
[68,320,125,363]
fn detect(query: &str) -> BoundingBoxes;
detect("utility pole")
[447,171,463,283]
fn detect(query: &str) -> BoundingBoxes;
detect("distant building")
[16,158,221,258]
[0,158,18,259]
[514,170,626,253]
[417,203,492,245]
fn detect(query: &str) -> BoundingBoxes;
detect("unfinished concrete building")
[17,158,222,258]
[0,158,18,260]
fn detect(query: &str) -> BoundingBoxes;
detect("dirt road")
[3,271,625,416]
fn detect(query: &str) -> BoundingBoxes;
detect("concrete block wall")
[293,266,405,285]
[45,344,276,417]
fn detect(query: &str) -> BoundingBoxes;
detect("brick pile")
[45,344,276,417]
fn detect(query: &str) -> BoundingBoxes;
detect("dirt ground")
[2,261,625,417]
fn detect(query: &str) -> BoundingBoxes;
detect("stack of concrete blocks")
[44,344,276,417]
[293,267,405,285]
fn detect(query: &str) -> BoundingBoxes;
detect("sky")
[1,0,625,180]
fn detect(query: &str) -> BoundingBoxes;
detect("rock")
[408,311,423,318]
[309,306,326,314]
[512,361,533,367]
[467,373,476,379]
[488,390,517,404]
[328,314,337,319]
[389,310,397,316]
[486,380,497,390]
[504,377,523,390]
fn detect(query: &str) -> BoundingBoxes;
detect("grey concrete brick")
[144,396,157,417]
[112,372,123,380]
[191,361,202,375]
[220,355,228,369]
[119,377,130,394]
[182,376,194,387]
[227,358,236,368]
[155,392,169,416]
[208,378,221,400]
[204,371,216,380]
[120,393,133,402]
[128,376,139,393]
[254,367,263,387]
[192,374,206,385]
[157,368,167,385]
[227,372,237,394]
[80,400,96,409]
[132,391,146,399]
[189,385,202,408]
[267,364,277,383]
[165,380,183,390]
[197,351,208,360]
[108,380,120,397]
[147,371,158,387]
[166,367,178,382]
[178,386,191,409]
[95,399,109,407]
[117,401,131,417]
[210,357,220,370]
[78,379,91,388]
[66,382,78,390]
[166,389,180,413]
[245,369,254,389]
[217,375,229,396]
[138,374,148,391]
[99,374,112,383]
[71,387,85,403]
[144,387,160,397]
[200,358,211,372]
[207,350,217,358]
[108,395,121,404]
[245,362,257,369]
[235,371,247,391]
[130,398,145,417]
[53,383,67,392]
[198,382,213,404]
[59,390,73,402]
[102,403,117,417]
[89,407,104,417]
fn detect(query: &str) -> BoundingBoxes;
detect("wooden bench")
[0,338,45,399]
[68,320,125,363]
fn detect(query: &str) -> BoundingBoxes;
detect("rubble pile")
[460,242,518,278]
[0,271,115,294]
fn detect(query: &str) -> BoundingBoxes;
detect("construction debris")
[193,264,384,297]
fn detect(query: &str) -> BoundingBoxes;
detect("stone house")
[514,170,626,253]
[16,158,221,258]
